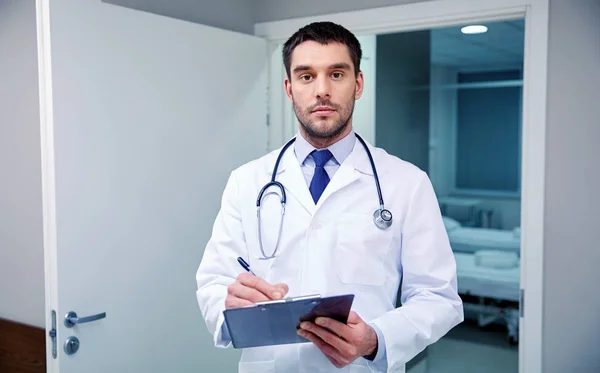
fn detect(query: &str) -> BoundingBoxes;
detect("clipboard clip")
[254,294,322,306]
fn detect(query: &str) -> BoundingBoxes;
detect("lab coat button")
[311,222,322,230]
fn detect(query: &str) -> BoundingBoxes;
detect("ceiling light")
[461,25,488,34]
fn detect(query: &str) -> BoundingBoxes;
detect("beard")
[293,96,355,140]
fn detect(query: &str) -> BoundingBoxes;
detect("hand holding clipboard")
[223,258,355,349]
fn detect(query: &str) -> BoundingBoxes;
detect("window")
[455,70,522,195]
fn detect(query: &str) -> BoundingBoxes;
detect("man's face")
[284,41,364,143]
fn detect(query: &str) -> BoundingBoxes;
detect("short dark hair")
[282,21,362,79]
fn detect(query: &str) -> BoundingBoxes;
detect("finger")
[238,273,286,299]
[314,317,352,340]
[300,322,355,357]
[228,282,271,303]
[225,295,254,309]
[274,283,289,295]
[298,329,347,368]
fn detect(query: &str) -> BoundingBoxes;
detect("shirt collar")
[294,129,356,166]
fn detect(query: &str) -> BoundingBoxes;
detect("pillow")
[513,227,521,238]
[475,250,519,269]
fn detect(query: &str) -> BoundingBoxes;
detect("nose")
[314,75,331,99]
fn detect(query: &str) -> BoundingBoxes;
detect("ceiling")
[431,19,525,71]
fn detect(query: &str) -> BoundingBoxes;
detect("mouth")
[311,106,336,116]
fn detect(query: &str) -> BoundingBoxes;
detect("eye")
[299,74,313,82]
[331,72,344,79]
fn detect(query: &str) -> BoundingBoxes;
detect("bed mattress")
[448,227,520,254]
[454,252,521,301]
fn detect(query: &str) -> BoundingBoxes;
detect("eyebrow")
[329,63,352,71]
[292,65,312,74]
[292,62,352,74]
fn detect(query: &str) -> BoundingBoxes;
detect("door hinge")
[49,310,57,358]
[519,289,524,318]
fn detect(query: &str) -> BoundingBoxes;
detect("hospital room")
[1,1,599,373]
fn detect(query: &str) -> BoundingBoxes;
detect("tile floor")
[407,319,518,373]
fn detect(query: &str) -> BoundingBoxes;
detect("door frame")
[35,0,59,371]
[255,1,549,373]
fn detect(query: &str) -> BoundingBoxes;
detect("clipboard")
[223,294,355,349]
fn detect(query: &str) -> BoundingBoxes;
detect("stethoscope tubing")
[255,133,391,260]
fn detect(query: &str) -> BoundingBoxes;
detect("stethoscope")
[256,133,393,260]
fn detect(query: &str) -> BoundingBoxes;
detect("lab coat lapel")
[268,148,316,216]
[316,140,372,208]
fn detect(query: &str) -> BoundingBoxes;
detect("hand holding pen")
[225,257,289,309]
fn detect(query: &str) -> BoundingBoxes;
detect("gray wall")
[0,0,45,327]
[253,0,430,23]
[543,0,600,372]
[375,31,431,173]
[106,0,429,34]
[103,0,255,34]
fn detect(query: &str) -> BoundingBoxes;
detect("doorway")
[373,19,524,373]
[283,18,524,373]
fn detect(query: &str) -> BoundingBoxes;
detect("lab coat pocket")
[238,360,276,373]
[334,213,394,286]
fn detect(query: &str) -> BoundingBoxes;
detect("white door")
[36,1,268,372]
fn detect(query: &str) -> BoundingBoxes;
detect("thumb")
[347,311,362,325]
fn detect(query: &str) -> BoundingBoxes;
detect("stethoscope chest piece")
[373,208,393,230]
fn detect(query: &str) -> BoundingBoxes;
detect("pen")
[237,257,256,276]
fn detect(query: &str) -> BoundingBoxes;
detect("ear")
[354,71,364,100]
[284,77,293,103]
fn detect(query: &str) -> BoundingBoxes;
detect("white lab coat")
[196,137,463,373]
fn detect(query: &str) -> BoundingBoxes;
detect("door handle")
[64,311,106,328]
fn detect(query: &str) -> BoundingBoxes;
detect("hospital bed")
[443,216,521,344]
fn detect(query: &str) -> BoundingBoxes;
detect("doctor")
[196,21,463,372]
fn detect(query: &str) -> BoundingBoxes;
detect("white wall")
[0,0,45,327]
[543,0,600,371]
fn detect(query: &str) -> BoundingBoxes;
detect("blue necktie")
[309,149,333,203]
